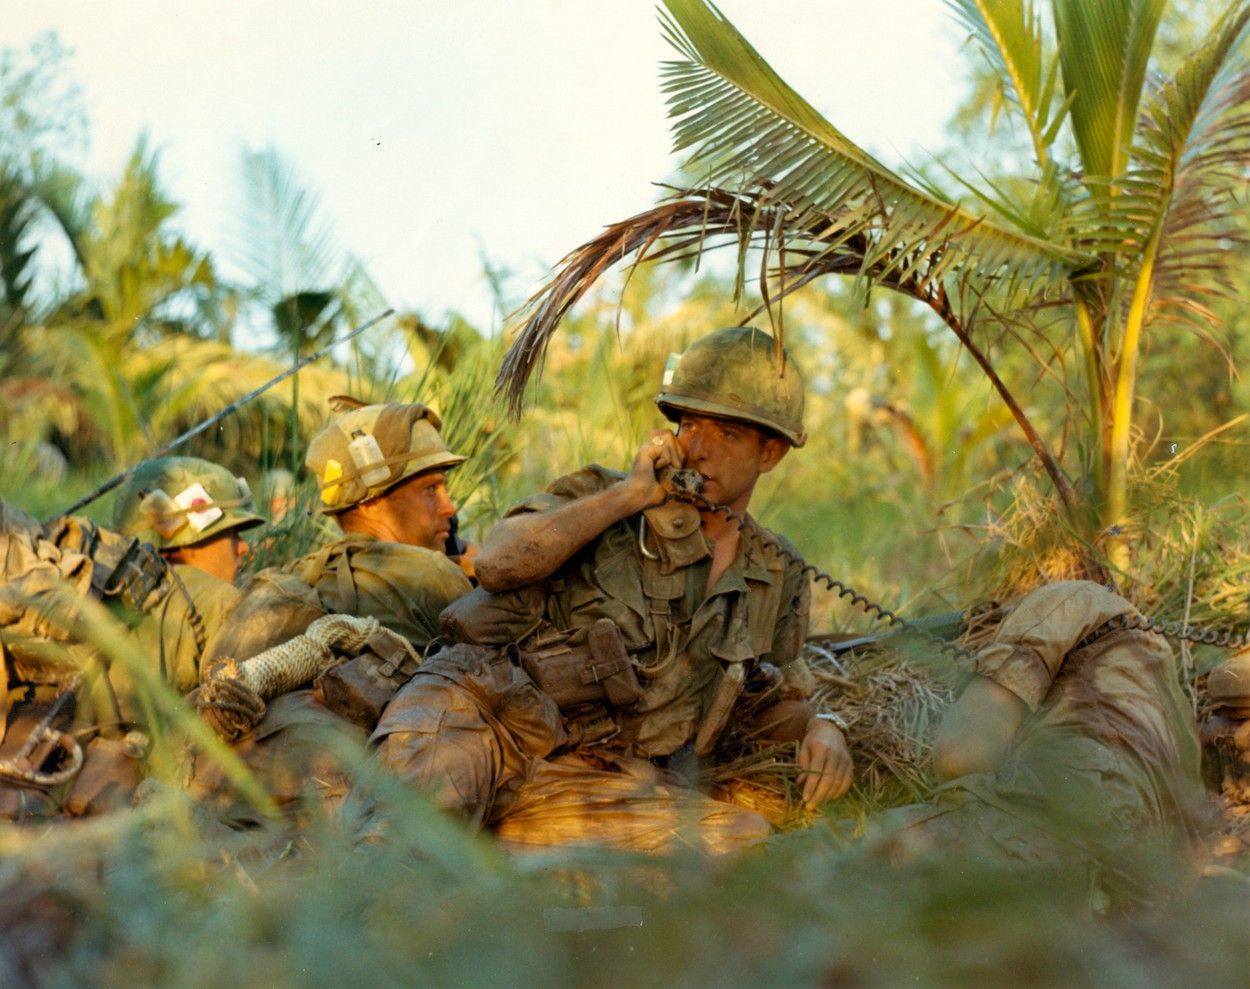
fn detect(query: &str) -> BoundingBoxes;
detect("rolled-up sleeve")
[975,580,1135,710]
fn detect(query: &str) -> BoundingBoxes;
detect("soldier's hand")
[798,717,854,809]
[623,429,684,510]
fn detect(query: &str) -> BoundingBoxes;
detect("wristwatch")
[812,711,849,732]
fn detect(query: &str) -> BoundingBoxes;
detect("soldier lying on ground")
[187,400,475,820]
[874,580,1206,906]
[367,327,853,854]
[0,457,256,820]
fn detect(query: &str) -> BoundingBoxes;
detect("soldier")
[195,397,475,687]
[0,457,257,819]
[370,327,853,854]
[880,580,1205,904]
[1199,644,1250,857]
[184,401,476,820]
[285,398,474,650]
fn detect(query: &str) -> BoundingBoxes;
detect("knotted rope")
[197,613,382,741]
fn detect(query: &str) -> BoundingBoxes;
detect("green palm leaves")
[658,0,1082,295]
[503,0,1250,571]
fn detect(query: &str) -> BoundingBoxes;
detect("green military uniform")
[184,399,474,823]
[882,581,1205,900]
[283,534,471,650]
[183,539,470,823]
[0,520,240,819]
[0,521,240,720]
[372,464,810,853]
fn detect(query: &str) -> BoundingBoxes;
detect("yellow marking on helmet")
[321,458,343,505]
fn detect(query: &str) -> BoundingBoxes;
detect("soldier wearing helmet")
[0,463,251,820]
[113,456,264,584]
[272,399,472,652]
[370,327,853,854]
[178,401,476,824]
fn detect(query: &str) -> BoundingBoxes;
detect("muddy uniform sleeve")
[974,580,1136,711]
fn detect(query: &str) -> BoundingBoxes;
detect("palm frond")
[236,147,341,300]
[25,156,94,277]
[497,189,846,414]
[0,160,38,324]
[946,0,1066,167]
[1140,2,1250,326]
[496,186,1076,508]
[1053,0,1167,179]
[657,0,1084,303]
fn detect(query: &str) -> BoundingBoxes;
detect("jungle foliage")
[2,5,1250,985]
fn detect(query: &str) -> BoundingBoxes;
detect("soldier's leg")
[373,675,508,827]
[493,755,772,855]
[370,644,566,828]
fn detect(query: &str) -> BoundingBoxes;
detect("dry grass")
[709,638,958,828]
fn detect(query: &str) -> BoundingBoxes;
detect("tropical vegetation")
[2,4,1250,984]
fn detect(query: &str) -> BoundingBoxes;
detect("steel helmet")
[655,326,807,447]
[112,456,264,551]
[305,400,466,514]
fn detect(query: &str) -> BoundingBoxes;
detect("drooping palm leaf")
[658,0,1085,300]
[497,186,1077,507]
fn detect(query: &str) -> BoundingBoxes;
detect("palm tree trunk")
[1105,226,1163,572]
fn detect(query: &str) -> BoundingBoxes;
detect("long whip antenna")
[46,308,395,523]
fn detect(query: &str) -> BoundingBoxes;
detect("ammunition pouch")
[314,630,423,730]
[518,619,642,711]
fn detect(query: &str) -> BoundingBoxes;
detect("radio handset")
[658,466,704,499]
[444,513,467,557]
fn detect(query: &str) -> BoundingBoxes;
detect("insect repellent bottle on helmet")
[654,325,807,446]
[348,430,392,488]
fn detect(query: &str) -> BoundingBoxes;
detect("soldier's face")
[378,470,458,551]
[676,414,788,511]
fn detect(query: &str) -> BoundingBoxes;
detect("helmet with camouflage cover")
[305,399,466,514]
[655,326,807,447]
[112,456,264,551]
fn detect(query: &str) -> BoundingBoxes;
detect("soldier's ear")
[757,435,789,474]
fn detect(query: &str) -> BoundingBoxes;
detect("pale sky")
[7,1,968,332]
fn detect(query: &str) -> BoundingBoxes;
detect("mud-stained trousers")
[370,644,771,854]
